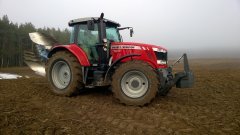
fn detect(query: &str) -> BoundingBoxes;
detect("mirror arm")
[117,27,133,31]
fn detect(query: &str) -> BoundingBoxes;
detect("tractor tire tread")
[111,60,160,106]
[46,50,84,97]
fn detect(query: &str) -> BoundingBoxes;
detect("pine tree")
[0,15,70,67]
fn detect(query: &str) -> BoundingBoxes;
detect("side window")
[77,24,100,63]
[77,25,87,45]
[77,24,99,46]
[69,26,76,43]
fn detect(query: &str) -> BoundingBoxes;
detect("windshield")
[106,27,120,42]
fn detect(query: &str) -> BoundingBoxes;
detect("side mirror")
[87,20,94,30]
[130,28,134,37]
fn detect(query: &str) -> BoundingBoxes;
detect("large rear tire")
[112,61,159,106]
[46,51,84,96]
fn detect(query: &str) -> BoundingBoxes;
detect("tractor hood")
[111,42,167,51]
[110,41,168,69]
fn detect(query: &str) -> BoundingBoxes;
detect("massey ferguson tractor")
[25,13,194,106]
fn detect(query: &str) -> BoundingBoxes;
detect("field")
[0,59,240,134]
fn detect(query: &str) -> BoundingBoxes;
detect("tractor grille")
[154,51,167,61]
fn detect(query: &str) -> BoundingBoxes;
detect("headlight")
[157,60,167,65]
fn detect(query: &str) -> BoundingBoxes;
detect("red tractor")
[26,13,194,106]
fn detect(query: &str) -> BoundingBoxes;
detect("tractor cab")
[68,15,123,65]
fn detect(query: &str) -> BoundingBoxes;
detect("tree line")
[0,15,70,68]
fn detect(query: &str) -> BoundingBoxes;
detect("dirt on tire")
[0,59,240,134]
[46,51,84,96]
[111,60,159,106]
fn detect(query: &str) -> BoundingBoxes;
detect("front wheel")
[112,61,159,106]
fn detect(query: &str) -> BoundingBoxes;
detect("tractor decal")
[111,45,141,50]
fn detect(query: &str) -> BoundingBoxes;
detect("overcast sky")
[0,0,240,58]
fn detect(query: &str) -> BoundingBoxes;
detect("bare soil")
[0,59,240,134]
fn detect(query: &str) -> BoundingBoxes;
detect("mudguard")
[104,54,141,82]
[48,44,91,67]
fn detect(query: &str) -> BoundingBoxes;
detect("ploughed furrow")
[1,61,240,135]
[22,78,189,134]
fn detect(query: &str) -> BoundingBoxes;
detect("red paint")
[111,42,168,68]
[51,44,91,66]
[51,42,168,69]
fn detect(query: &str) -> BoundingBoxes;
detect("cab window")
[106,27,120,42]
[69,25,76,43]
[77,24,99,63]
[77,24,99,46]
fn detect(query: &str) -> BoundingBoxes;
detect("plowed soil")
[0,59,240,134]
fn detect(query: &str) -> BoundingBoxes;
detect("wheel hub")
[131,80,140,88]
[51,61,71,89]
[121,70,149,98]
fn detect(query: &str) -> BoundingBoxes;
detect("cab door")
[77,24,100,64]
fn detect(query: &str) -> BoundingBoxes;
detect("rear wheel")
[46,51,84,96]
[112,61,159,106]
